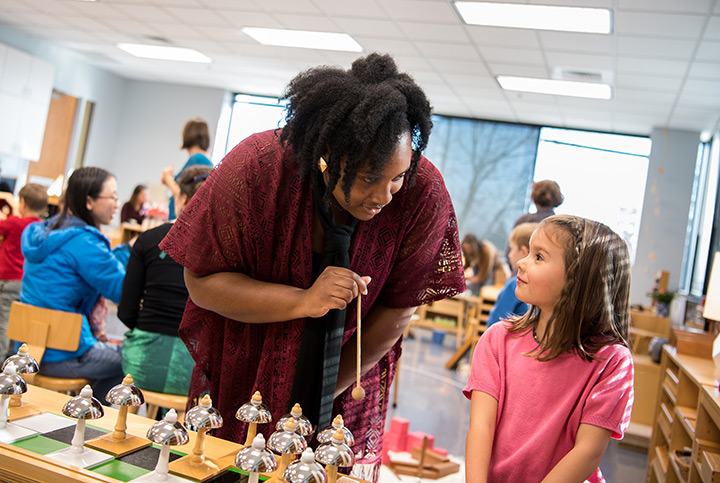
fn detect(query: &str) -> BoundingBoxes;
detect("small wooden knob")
[252,391,262,402]
[123,374,134,385]
[333,414,344,426]
[351,386,365,401]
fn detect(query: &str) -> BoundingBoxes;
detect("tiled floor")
[106,304,649,481]
[390,327,650,482]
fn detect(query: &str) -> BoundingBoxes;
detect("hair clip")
[193,173,210,183]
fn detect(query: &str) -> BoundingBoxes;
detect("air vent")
[552,67,613,85]
[144,36,172,44]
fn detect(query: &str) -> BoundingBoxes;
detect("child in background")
[485,222,536,330]
[0,184,47,357]
[464,215,634,483]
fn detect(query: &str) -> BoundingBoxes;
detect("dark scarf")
[289,170,358,431]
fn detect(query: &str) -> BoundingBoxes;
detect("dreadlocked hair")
[279,52,432,205]
[508,214,631,362]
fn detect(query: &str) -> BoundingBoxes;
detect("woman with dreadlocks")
[159,52,465,480]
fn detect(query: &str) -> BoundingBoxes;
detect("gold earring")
[319,157,328,173]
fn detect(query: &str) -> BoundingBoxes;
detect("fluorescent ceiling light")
[117,43,211,63]
[454,2,612,34]
[497,76,612,100]
[242,27,362,52]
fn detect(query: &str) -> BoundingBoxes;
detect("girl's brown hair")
[509,214,631,361]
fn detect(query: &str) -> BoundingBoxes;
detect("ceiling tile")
[676,92,720,109]
[0,0,36,14]
[682,78,720,96]
[539,31,613,54]
[619,0,713,14]
[485,62,548,78]
[616,11,706,39]
[616,57,690,75]
[354,38,419,56]
[465,25,540,49]
[57,16,118,33]
[396,21,470,43]
[254,0,322,15]
[381,1,459,24]
[144,22,208,41]
[412,41,479,60]
[428,57,488,75]
[67,2,133,21]
[442,73,497,89]
[5,13,73,29]
[688,61,720,79]
[270,14,340,31]
[313,0,386,18]
[704,16,720,40]
[333,18,405,39]
[480,46,544,65]
[393,55,433,71]
[615,73,684,91]
[696,40,720,61]
[163,7,232,27]
[617,36,697,59]
[544,52,614,71]
[112,5,178,23]
[215,11,283,29]
[613,88,677,105]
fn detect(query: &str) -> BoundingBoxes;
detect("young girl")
[464,215,634,483]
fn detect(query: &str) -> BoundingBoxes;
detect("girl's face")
[515,226,566,313]
[87,176,119,226]
[329,132,412,222]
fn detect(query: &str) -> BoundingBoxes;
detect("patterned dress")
[160,129,465,479]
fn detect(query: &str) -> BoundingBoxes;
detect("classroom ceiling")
[1,0,720,139]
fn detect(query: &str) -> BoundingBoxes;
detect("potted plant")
[649,289,675,317]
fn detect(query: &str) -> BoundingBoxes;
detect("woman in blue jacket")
[20,167,125,400]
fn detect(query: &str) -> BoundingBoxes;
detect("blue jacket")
[486,277,530,329]
[20,215,126,363]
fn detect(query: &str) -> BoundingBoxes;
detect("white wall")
[631,128,701,305]
[108,79,225,213]
[0,26,128,188]
[0,25,226,225]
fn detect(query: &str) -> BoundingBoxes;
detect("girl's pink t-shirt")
[463,322,634,483]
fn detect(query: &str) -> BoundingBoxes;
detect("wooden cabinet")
[646,346,720,483]
[0,43,55,161]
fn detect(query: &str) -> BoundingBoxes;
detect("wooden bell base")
[85,433,151,457]
[7,403,45,422]
[168,454,223,482]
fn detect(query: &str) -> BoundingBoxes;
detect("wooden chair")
[7,301,90,395]
[445,285,501,370]
[140,389,187,423]
[414,297,468,349]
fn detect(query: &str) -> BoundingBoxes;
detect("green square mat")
[11,435,68,455]
[91,459,150,482]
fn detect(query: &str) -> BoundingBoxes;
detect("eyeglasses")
[96,195,119,202]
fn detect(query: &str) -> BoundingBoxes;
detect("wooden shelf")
[647,346,720,483]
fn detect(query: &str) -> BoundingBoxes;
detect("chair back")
[7,301,83,364]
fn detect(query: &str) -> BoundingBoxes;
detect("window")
[533,128,651,262]
[222,94,286,156]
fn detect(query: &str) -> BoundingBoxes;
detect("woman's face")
[137,188,147,205]
[329,132,412,222]
[87,176,119,226]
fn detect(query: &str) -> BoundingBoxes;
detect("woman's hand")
[161,165,174,187]
[302,266,370,318]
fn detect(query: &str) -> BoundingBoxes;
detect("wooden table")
[119,223,145,244]
[0,385,369,483]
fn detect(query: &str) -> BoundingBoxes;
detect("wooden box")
[672,327,714,359]
[701,450,720,483]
